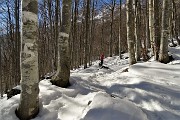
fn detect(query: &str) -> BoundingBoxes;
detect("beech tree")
[159,0,171,63]
[118,0,122,59]
[84,0,90,69]
[126,0,136,65]
[0,43,2,97]
[16,0,39,119]
[109,0,116,57]
[134,0,141,61]
[149,0,154,56]
[51,0,72,87]
[146,0,150,50]
[153,0,161,60]
[172,0,180,45]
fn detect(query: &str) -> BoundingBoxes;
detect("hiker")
[99,53,104,67]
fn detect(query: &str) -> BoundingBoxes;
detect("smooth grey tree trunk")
[172,0,180,45]
[153,0,161,60]
[89,0,95,66]
[52,0,72,87]
[149,0,154,57]
[109,0,116,57]
[119,0,122,59]
[159,0,170,63]
[84,0,90,69]
[134,0,141,61]
[16,0,39,120]
[146,0,151,49]
[54,0,59,70]
[126,0,136,65]
[14,0,20,85]
[73,0,79,68]
[0,43,2,97]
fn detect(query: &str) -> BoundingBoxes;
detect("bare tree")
[14,0,20,84]
[172,0,180,45]
[51,0,72,87]
[126,0,136,65]
[118,0,122,59]
[54,0,60,70]
[109,0,116,57]
[16,0,39,119]
[0,42,2,97]
[89,0,96,66]
[84,0,90,69]
[153,0,161,60]
[149,0,154,57]
[159,0,171,63]
[146,0,150,49]
[134,0,141,61]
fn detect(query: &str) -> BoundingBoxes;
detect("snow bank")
[129,61,180,85]
[81,92,148,120]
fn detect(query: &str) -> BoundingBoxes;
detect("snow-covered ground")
[1,46,180,120]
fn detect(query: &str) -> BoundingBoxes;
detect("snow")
[1,46,180,120]
[82,92,148,120]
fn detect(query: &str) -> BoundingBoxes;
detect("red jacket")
[100,54,104,60]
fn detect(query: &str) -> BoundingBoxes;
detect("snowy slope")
[0,47,180,120]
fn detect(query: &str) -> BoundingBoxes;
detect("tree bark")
[146,0,151,49]
[126,0,136,65]
[153,0,161,60]
[0,43,2,97]
[172,0,180,45]
[15,0,20,85]
[149,0,154,57]
[119,0,122,59]
[54,0,60,70]
[51,0,72,87]
[134,0,141,61]
[17,0,39,119]
[109,0,116,57]
[159,0,170,63]
[84,0,90,69]
[89,0,95,66]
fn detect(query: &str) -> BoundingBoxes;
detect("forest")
[0,0,180,120]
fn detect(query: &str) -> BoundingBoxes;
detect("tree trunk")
[0,43,2,97]
[109,0,116,57]
[89,0,95,66]
[54,0,60,70]
[15,0,20,85]
[126,0,136,65]
[47,0,54,72]
[153,0,161,60]
[159,0,170,63]
[134,0,141,61]
[172,0,180,45]
[119,0,122,59]
[146,0,151,49]
[149,0,154,57]
[51,0,72,87]
[84,0,90,69]
[17,0,39,119]
[170,10,176,46]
